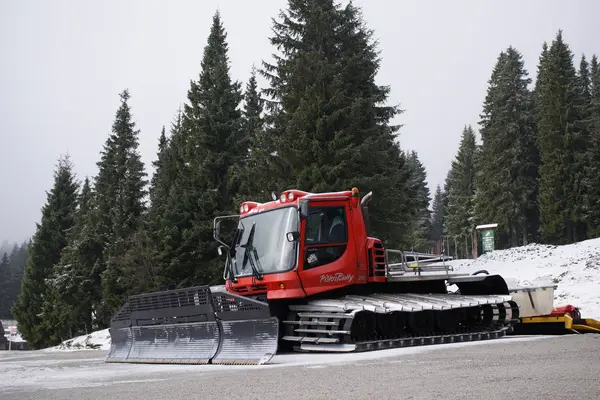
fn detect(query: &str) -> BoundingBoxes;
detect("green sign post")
[481,229,495,252]
[475,223,498,256]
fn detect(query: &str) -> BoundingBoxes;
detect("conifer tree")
[0,242,28,319]
[430,185,445,247]
[475,47,539,247]
[11,155,79,348]
[585,55,600,235]
[146,111,184,290]
[0,253,11,319]
[535,31,587,243]
[406,151,432,252]
[43,177,98,340]
[97,89,148,319]
[444,126,477,258]
[149,126,169,203]
[230,66,271,204]
[261,0,415,246]
[153,11,244,288]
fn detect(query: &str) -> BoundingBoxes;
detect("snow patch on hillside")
[449,237,600,319]
[44,328,111,352]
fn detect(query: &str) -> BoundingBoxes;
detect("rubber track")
[281,293,520,353]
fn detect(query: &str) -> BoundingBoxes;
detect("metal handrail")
[385,248,454,277]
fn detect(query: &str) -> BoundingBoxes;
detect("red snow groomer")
[105,187,523,365]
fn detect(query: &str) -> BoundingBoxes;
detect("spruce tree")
[154,11,244,288]
[475,47,539,247]
[585,55,600,235]
[146,111,183,290]
[149,126,169,202]
[230,66,271,204]
[535,31,587,243]
[406,151,432,252]
[43,177,98,340]
[430,185,445,248]
[97,89,148,320]
[1,242,28,319]
[261,0,415,247]
[11,155,79,348]
[444,126,477,258]
[0,252,11,319]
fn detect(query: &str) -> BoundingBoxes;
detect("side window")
[304,206,347,245]
[303,206,348,270]
[305,211,322,243]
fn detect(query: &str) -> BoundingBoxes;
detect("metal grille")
[211,292,272,321]
[127,286,216,327]
[129,286,210,312]
[110,302,132,329]
[112,302,131,321]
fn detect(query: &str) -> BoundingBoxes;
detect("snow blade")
[105,285,278,365]
[211,290,279,364]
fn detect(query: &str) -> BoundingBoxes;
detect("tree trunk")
[567,220,574,243]
[454,238,458,259]
[510,223,518,248]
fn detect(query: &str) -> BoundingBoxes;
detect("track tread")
[282,292,519,353]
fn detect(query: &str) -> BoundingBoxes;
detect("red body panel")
[548,305,581,319]
[225,188,381,300]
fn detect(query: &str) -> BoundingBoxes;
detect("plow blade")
[105,285,278,365]
[212,317,279,365]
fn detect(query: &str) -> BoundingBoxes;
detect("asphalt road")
[1,334,599,400]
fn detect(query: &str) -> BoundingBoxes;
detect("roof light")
[244,204,249,212]
[288,192,294,201]
[280,193,286,202]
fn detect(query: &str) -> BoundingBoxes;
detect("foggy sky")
[0,0,597,242]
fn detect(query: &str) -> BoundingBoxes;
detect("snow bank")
[45,328,111,352]
[449,237,600,319]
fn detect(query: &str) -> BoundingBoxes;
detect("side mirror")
[299,201,309,220]
[217,245,226,256]
[286,231,300,242]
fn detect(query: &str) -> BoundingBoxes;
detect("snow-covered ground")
[44,328,111,352]
[27,237,600,354]
[448,237,600,319]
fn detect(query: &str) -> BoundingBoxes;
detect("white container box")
[508,284,556,318]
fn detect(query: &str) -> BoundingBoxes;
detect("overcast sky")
[0,0,597,243]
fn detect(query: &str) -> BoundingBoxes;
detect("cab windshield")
[232,206,298,277]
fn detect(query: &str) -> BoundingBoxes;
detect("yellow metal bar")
[521,316,567,324]
[521,315,600,334]
[582,318,600,330]
[572,318,600,333]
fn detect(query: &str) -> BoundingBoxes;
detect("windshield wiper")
[226,224,244,282]
[240,222,263,280]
